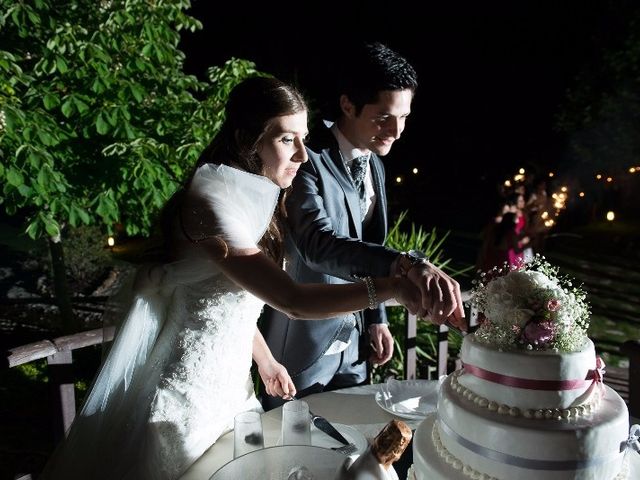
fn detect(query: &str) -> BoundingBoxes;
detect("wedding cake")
[410,258,639,480]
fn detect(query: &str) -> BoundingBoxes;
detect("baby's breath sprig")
[471,255,591,352]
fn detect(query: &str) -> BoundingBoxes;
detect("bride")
[41,76,420,480]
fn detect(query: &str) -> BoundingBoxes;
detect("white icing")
[433,377,628,479]
[450,369,603,420]
[411,414,634,480]
[459,336,597,410]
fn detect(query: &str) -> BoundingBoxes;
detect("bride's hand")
[393,277,422,315]
[258,360,296,399]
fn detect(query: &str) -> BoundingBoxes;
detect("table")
[180,384,420,480]
[180,385,640,480]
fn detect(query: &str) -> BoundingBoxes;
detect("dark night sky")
[179,1,638,230]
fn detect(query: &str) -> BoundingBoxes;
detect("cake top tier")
[471,256,590,352]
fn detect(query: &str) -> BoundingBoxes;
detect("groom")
[259,42,464,410]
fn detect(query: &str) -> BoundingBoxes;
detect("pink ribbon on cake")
[463,356,606,391]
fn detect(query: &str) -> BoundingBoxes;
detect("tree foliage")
[0,0,262,239]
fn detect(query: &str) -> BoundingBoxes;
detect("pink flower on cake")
[547,299,561,312]
[470,255,591,352]
[521,317,556,346]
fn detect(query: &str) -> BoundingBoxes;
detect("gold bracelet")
[362,276,378,310]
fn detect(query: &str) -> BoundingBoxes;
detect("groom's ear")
[339,94,356,119]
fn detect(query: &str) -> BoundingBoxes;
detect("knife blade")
[310,412,350,446]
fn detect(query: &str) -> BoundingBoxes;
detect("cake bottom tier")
[411,415,638,480]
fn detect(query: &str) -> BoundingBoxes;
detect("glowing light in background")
[395,176,403,184]
[561,186,568,192]
[606,211,615,221]
[596,174,602,180]
[412,167,419,174]
[579,192,585,198]
[548,172,554,177]
[504,180,512,187]
[606,177,613,183]
[518,168,525,174]
[107,236,115,247]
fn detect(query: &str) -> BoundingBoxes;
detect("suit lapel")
[320,143,363,238]
[368,154,388,241]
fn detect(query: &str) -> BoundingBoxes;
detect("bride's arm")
[216,248,420,320]
[178,188,420,318]
[252,329,296,399]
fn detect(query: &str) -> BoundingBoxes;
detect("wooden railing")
[391,290,477,380]
[3,296,475,443]
[5,326,114,444]
[4,298,638,449]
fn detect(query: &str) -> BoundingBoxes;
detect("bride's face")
[258,111,308,188]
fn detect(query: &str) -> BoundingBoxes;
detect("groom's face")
[343,89,413,157]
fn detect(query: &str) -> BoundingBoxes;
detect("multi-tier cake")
[410,258,639,480]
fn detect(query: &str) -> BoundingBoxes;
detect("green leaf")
[130,84,145,102]
[17,184,32,197]
[36,166,49,186]
[96,194,118,222]
[77,207,91,225]
[3,105,25,130]
[61,98,74,118]
[91,76,105,94]
[56,56,68,74]
[29,152,42,169]
[68,205,78,226]
[50,198,69,216]
[36,130,55,146]
[44,218,60,238]
[7,168,24,187]
[43,93,60,109]
[124,122,135,139]
[73,96,89,114]
[25,220,43,240]
[22,127,34,142]
[96,113,109,134]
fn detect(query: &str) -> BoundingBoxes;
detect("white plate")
[374,379,439,420]
[211,445,347,479]
[311,422,368,456]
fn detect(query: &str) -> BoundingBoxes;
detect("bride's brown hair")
[165,76,307,263]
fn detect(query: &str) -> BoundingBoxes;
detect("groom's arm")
[285,158,399,282]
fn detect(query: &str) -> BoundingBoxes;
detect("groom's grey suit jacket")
[260,127,399,386]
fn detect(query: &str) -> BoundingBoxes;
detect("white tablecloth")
[180,385,640,480]
[180,384,413,480]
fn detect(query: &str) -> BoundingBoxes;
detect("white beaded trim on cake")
[431,420,497,480]
[430,419,629,480]
[451,369,602,420]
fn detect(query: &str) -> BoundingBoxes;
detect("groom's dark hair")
[325,42,418,120]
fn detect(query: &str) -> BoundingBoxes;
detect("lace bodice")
[146,275,265,478]
[42,164,282,480]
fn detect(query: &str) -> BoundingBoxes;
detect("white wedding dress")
[41,164,281,480]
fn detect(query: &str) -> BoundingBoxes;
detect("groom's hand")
[406,263,465,330]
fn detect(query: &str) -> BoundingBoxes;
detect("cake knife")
[310,412,351,446]
[286,397,351,446]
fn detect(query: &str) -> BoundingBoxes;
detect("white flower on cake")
[471,256,590,352]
